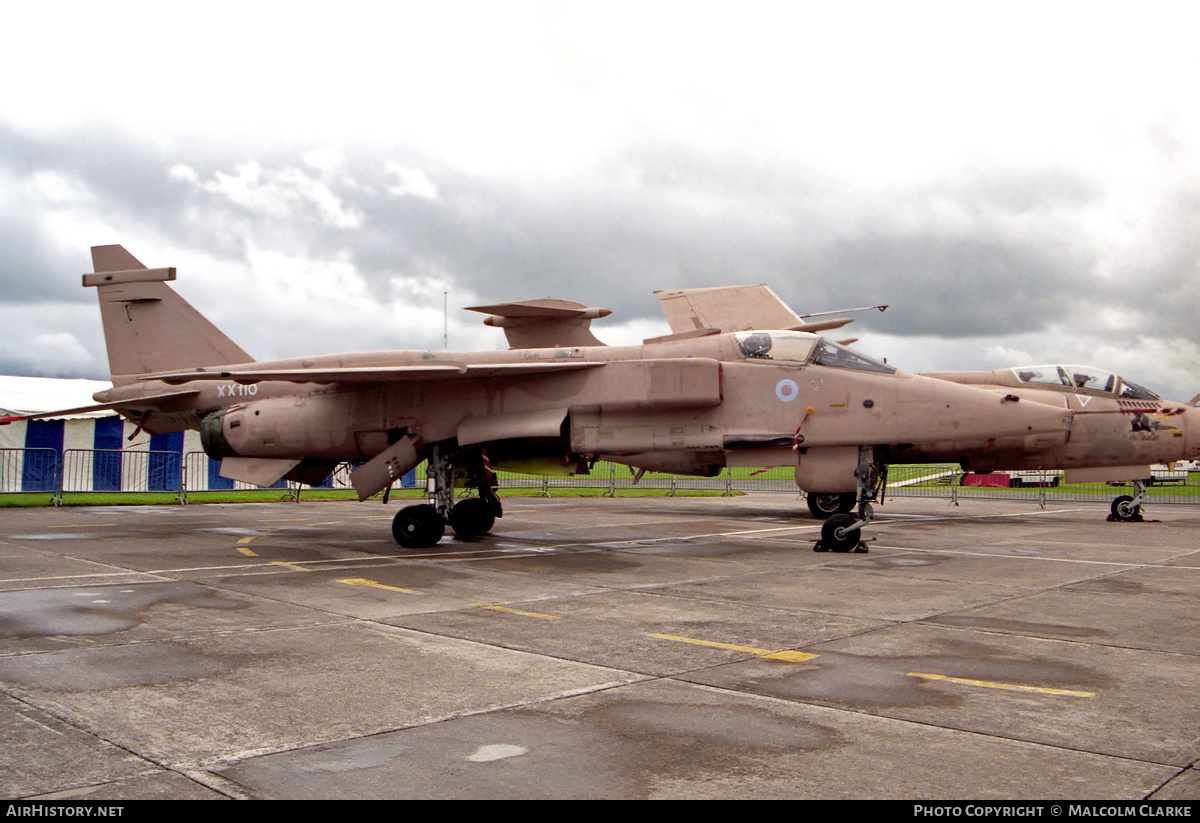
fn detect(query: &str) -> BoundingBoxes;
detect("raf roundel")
[775,378,799,402]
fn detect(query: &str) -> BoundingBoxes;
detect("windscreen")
[810,339,896,374]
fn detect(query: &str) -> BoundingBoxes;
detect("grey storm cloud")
[0,116,1198,397]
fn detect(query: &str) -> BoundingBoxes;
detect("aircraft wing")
[149,360,605,386]
[655,285,884,334]
[0,388,201,424]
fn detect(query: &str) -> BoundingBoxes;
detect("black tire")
[821,513,861,553]
[1110,495,1141,522]
[807,492,857,520]
[392,504,445,548]
[448,497,496,538]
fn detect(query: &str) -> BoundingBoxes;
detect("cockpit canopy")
[734,331,896,374]
[1011,364,1159,400]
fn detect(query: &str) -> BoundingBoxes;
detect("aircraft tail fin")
[84,245,253,385]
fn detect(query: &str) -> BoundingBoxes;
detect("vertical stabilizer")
[84,245,253,385]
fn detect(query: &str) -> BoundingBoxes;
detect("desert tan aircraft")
[664,285,1200,525]
[8,246,1098,553]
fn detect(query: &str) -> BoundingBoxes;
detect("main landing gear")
[1108,479,1147,522]
[391,444,503,548]
[814,447,887,553]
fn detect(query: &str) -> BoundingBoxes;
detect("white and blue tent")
[1,376,213,492]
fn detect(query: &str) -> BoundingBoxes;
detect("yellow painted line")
[648,633,818,663]
[236,546,258,557]
[470,603,562,620]
[337,577,420,595]
[268,561,311,573]
[908,672,1095,697]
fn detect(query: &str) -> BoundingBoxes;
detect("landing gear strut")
[814,447,887,553]
[391,444,503,547]
[1108,479,1147,522]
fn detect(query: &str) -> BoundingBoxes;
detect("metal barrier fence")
[2,447,1197,508]
[0,448,61,495]
[63,449,182,497]
[490,462,1200,508]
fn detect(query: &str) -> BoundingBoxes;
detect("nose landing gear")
[1108,479,1147,522]
[814,447,887,553]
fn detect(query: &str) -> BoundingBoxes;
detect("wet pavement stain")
[221,711,638,799]
[924,615,1107,639]
[831,553,943,570]
[224,563,474,592]
[478,551,643,574]
[0,640,241,691]
[0,582,246,639]
[623,538,791,559]
[220,698,844,799]
[582,699,846,768]
[1066,577,1150,595]
[734,639,1114,711]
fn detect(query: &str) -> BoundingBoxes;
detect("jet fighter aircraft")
[918,365,1199,521]
[9,246,1087,552]
[659,285,1200,525]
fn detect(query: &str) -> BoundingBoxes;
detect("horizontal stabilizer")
[0,389,201,424]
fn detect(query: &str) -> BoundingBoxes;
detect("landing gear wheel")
[392,504,446,548]
[1109,495,1143,523]
[806,492,857,520]
[448,497,496,538]
[816,513,864,553]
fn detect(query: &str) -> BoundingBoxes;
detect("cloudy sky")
[2,1,1198,398]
